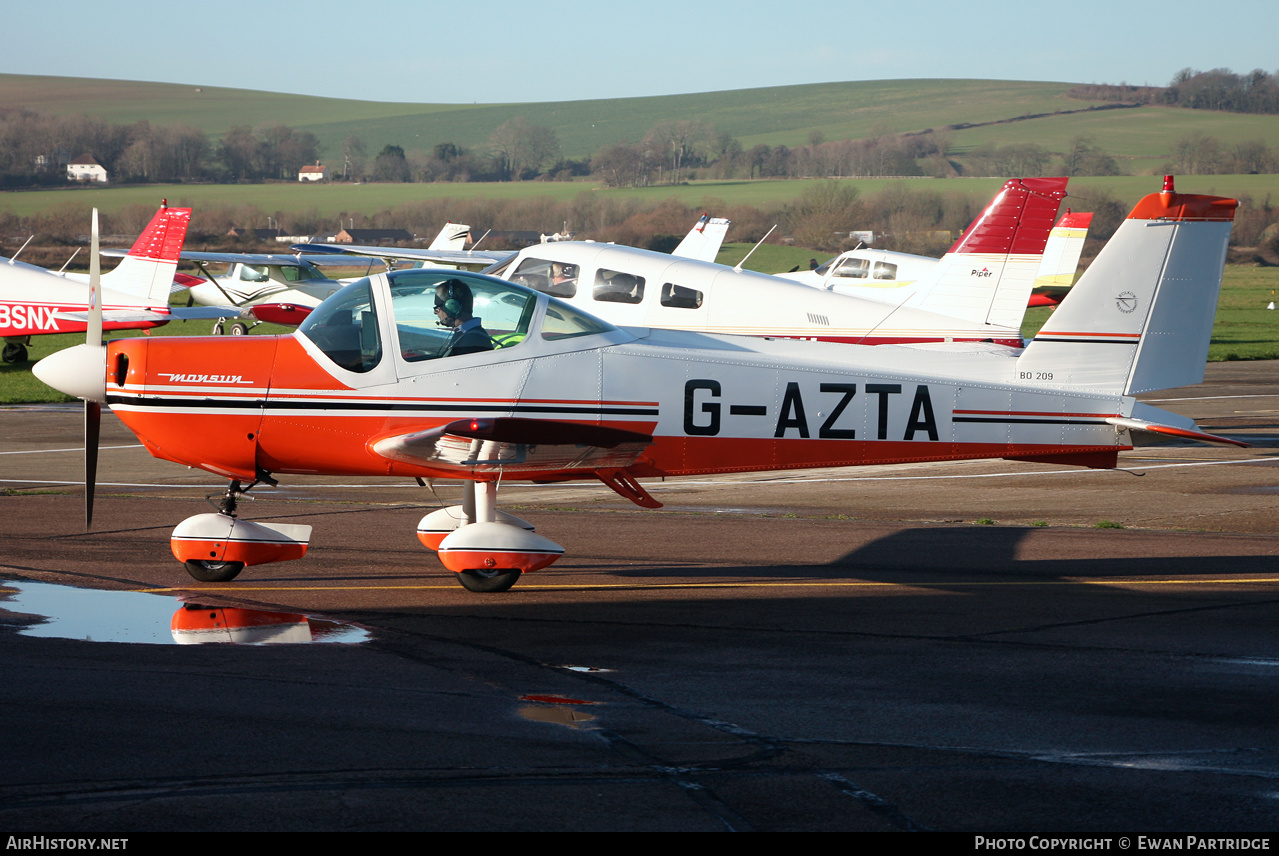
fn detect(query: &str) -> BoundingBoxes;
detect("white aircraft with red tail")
[0,202,226,363]
[447,177,1069,348]
[35,178,1243,593]
[777,210,1093,308]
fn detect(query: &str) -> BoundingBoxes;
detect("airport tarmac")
[2,361,1279,831]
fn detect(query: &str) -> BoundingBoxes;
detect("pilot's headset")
[435,279,471,326]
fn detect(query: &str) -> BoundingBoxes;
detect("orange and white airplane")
[36,178,1242,593]
[0,202,230,363]
[777,210,1093,308]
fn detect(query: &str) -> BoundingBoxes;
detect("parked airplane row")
[33,177,1243,593]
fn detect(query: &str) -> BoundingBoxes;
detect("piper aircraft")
[313,178,1069,349]
[777,210,1093,308]
[0,202,227,363]
[35,177,1243,593]
[473,178,1069,348]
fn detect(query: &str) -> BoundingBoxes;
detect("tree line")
[1068,67,1279,115]
[0,110,319,186]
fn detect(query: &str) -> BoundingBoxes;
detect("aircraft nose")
[33,344,107,403]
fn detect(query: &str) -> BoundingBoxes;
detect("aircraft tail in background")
[99,202,191,304]
[902,177,1068,329]
[672,214,731,262]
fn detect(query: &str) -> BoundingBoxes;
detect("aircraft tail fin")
[1033,210,1092,291]
[99,202,191,304]
[902,177,1068,329]
[1016,177,1236,395]
[672,214,731,262]
[429,222,472,252]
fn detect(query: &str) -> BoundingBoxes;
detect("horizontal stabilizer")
[1106,416,1249,447]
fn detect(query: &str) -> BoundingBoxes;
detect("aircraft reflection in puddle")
[517,694,598,728]
[1,580,368,645]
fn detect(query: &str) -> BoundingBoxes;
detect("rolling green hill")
[12,72,1279,168]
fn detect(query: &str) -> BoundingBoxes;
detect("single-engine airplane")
[35,178,1242,593]
[0,202,228,363]
[777,210,1093,308]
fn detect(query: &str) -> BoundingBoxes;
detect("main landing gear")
[417,479,564,592]
[168,474,563,593]
[170,479,312,583]
[211,320,256,336]
[2,341,29,364]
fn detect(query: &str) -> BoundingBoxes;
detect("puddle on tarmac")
[0,580,369,645]
[517,694,598,728]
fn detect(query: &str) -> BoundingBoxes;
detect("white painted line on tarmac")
[0,444,143,455]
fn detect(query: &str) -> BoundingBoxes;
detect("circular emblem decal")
[1116,291,1138,314]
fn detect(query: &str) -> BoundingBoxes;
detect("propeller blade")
[88,209,102,346]
[85,400,100,528]
[85,209,102,526]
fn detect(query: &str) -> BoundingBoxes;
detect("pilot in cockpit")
[434,279,493,357]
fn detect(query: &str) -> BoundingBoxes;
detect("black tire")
[211,322,224,335]
[184,560,245,582]
[2,342,27,364]
[456,568,521,593]
[229,322,249,336]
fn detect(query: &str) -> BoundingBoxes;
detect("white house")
[67,153,107,183]
[298,163,329,182]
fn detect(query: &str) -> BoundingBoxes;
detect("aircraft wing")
[55,305,241,324]
[102,249,363,268]
[371,417,661,507]
[290,243,514,268]
[373,417,653,472]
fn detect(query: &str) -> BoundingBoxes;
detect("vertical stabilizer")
[99,203,191,304]
[429,222,472,251]
[903,177,1068,329]
[1033,210,1092,290]
[1017,178,1236,394]
[672,214,731,262]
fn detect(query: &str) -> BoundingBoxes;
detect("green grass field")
[6,175,1279,225]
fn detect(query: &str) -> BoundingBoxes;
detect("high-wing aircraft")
[777,210,1093,308]
[35,177,1242,593]
[0,202,227,363]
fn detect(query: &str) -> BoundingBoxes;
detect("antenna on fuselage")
[57,247,81,273]
[7,235,34,265]
[733,225,777,273]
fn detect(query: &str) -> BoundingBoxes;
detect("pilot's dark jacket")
[443,317,493,358]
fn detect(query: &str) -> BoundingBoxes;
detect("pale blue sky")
[6,0,1276,103]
